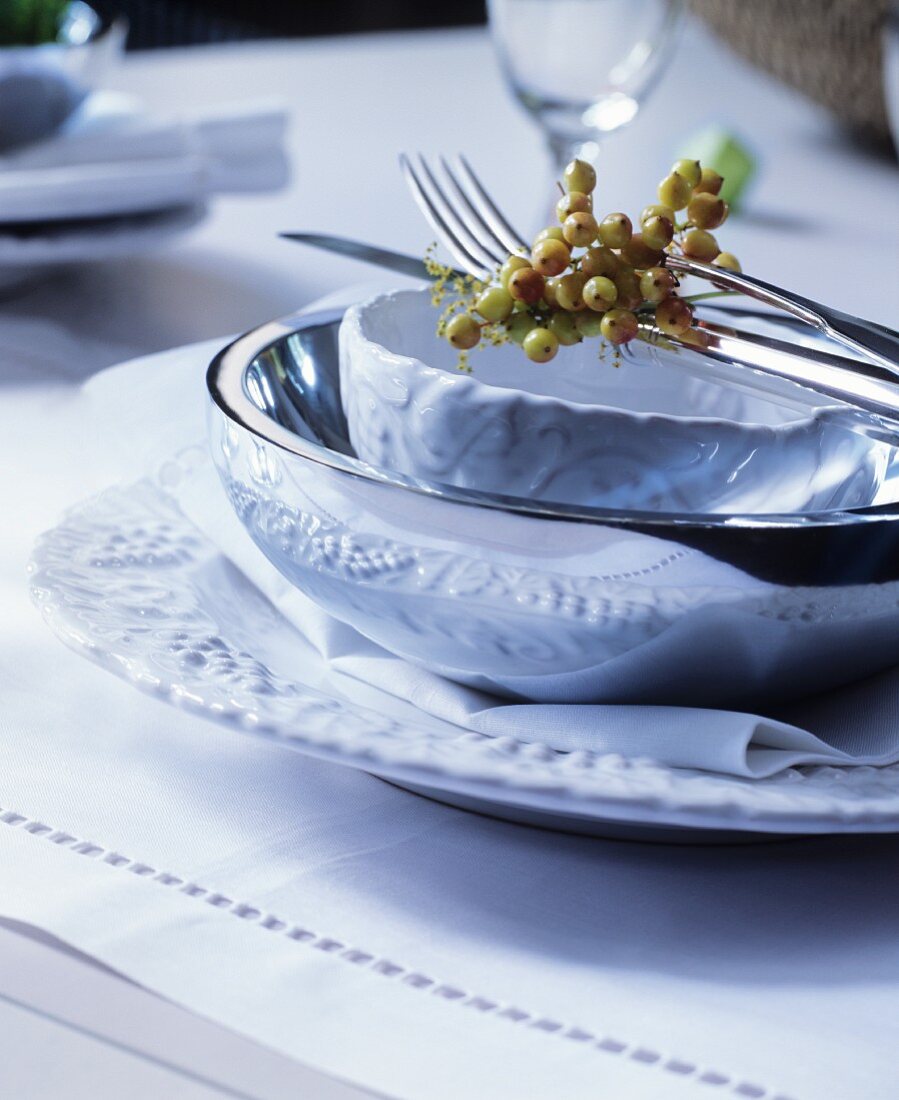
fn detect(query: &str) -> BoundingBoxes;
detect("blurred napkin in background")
[0,91,290,223]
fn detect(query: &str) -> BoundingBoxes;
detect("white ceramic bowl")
[208,306,899,708]
[339,288,875,514]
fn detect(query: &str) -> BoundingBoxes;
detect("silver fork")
[399,152,899,374]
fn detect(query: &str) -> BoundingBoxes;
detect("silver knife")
[280,230,899,422]
[279,231,466,280]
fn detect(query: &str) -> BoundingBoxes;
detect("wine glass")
[488,0,684,178]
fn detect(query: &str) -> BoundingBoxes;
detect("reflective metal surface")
[283,232,899,422]
[207,307,899,708]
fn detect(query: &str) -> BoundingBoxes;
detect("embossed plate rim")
[26,463,899,836]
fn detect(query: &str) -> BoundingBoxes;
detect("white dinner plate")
[29,460,899,843]
[0,157,207,224]
[0,203,207,291]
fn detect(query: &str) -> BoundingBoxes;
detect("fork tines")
[399,153,529,281]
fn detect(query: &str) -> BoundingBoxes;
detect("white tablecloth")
[2,20,898,1100]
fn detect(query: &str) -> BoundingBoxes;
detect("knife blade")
[279,232,464,280]
[279,229,899,423]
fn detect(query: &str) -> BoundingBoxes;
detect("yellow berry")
[562,211,598,247]
[446,313,481,350]
[580,246,620,278]
[555,272,587,311]
[640,214,674,251]
[600,308,639,345]
[474,286,514,323]
[523,327,559,362]
[658,171,693,211]
[656,297,693,336]
[598,212,632,250]
[687,191,727,230]
[556,191,592,221]
[639,266,676,303]
[533,226,566,247]
[672,158,701,188]
[694,167,723,195]
[508,266,546,304]
[683,229,720,261]
[531,237,570,277]
[713,251,742,272]
[563,158,597,194]
[583,275,618,311]
[500,255,530,290]
[613,267,643,310]
[619,234,664,268]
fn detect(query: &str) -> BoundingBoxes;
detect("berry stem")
[680,290,741,305]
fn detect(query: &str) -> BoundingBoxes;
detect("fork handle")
[666,255,899,374]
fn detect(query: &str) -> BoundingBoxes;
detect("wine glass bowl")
[488,0,684,172]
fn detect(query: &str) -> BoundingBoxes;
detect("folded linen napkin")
[82,307,899,781]
[0,92,289,222]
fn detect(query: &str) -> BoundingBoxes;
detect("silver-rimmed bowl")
[207,305,899,709]
[0,2,126,152]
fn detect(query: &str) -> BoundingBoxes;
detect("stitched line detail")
[0,806,794,1100]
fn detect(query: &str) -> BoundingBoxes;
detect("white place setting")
[2,2,899,1098]
[0,3,287,290]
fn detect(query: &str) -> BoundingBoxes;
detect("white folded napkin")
[81,296,899,781]
[0,92,289,222]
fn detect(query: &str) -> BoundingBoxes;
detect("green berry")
[597,212,632,250]
[683,229,720,261]
[639,266,676,303]
[506,311,537,344]
[563,158,597,194]
[446,313,481,350]
[556,191,592,221]
[474,286,514,323]
[672,158,701,188]
[508,266,545,304]
[562,211,598,248]
[574,311,605,338]
[549,311,582,346]
[555,272,587,311]
[658,172,692,211]
[641,214,674,251]
[687,191,727,230]
[523,327,559,363]
[713,251,741,272]
[694,167,723,196]
[583,275,618,311]
[531,237,570,277]
[619,234,664,268]
[600,308,639,345]
[533,226,567,248]
[641,203,675,227]
[656,297,693,335]
[580,246,619,278]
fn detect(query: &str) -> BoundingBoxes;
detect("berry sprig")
[434,158,741,368]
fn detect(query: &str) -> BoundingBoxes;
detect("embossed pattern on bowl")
[206,307,899,707]
[339,289,878,514]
